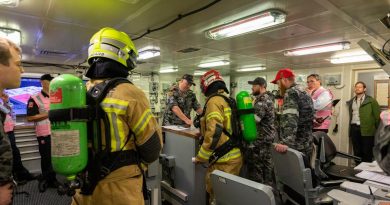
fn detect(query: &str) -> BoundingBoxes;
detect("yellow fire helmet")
[88,27,138,70]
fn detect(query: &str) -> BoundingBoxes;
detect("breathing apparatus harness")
[49,78,148,198]
[195,93,253,166]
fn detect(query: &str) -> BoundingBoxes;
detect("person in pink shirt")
[306,74,333,133]
[0,92,34,184]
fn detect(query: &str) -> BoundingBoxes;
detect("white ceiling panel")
[0,0,387,74]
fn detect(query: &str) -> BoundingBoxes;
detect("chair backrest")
[271,147,314,197]
[211,170,276,205]
[312,131,337,163]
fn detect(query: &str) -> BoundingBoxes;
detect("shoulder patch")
[28,101,34,108]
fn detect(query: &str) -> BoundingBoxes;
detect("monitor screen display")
[5,78,42,115]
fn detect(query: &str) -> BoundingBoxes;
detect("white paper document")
[354,161,384,173]
[340,181,378,195]
[365,180,390,190]
[327,189,367,205]
[356,170,390,185]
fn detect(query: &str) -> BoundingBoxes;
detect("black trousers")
[36,136,56,180]
[350,124,374,162]
[7,131,29,175]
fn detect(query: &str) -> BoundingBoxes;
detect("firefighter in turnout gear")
[71,27,162,205]
[194,70,243,205]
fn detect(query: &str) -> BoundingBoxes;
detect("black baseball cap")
[182,74,195,86]
[40,74,54,81]
[248,77,267,87]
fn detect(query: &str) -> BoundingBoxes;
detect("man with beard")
[347,81,380,162]
[245,77,276,185]
[272,69,315,160]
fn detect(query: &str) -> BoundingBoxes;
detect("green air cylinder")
[236,91,257,143]
[49,74,88,180]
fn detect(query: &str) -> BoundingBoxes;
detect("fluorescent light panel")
[237,66,266,72]
[0,0,19,7]
[138,49,160,60]
[0,27,21,45]
[194,71,206,76]
[330,54,373,64]
[159,67,178,73]
[198,60,230,68]
[284,42,351,56]
[205,9,286,40]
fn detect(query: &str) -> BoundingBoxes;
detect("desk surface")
[162,127,200,139]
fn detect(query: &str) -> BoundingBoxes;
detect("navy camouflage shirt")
[253,91,276,145]
[279,84,314,155]
[162,86,201,126]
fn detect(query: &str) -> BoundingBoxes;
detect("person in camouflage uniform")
[272,89,284,142]
[162,74,202,126]
[271,68,314,159]
[246,77,276,186]
[0,37,24,205]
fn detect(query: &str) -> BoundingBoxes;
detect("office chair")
[312,131,365,183]
[211,170,276,205]
[271,146,333,205]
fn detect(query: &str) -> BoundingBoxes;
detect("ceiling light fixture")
[236,66,266,72]
[138,49,160,60]
[194,70,206,76]
[284,41,351,56]
[0,0,19,7]
[198,60,230,68]
[330,54,373,64]
[0,27,21,45]
[205,9,286,40]
[159,67,178,73]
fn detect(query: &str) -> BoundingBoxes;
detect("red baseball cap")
[271,68,295,84]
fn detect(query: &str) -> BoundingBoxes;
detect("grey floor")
[13,180,72,205]
[12,179,284,205]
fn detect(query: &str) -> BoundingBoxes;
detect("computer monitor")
[211,170,276,205]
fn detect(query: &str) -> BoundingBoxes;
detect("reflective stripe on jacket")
[87,80,163,177]
[31,92,51,136]
[197,91,241,163]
